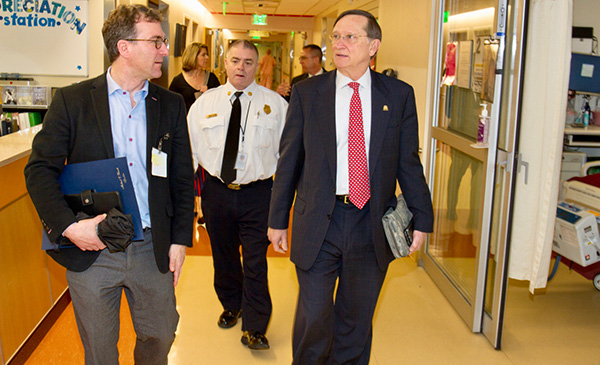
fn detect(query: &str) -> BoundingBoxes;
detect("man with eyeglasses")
[268,9,433,363]
[25,4,194,363]
[188,40,287,350]
[276,44,327,102]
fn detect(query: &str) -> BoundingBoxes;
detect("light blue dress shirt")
[106,70,151,228]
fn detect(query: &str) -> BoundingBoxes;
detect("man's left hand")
[409,230,428,255]
[169,244,187,287]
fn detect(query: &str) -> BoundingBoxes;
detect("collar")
[335,68,371,92]
[309,68,325,77]
[224,80,258,100]
[106,66,149,97]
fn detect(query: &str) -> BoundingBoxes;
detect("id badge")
[151,147,168,178]
[234,152,247,171]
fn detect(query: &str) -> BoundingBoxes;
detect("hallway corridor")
[18,224,600,364]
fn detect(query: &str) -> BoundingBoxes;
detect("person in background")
[267,9,433,364]
[169,42,220,112]
[187,40,287,351]
[24,4,194,364]
[169,42,221,224]
[258,48,277,89]
[277,44,327,102]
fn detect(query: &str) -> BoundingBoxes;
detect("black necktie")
[221,91,243,185]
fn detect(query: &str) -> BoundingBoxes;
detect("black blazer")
[25,74,195,273]
[268,70,433,271]
[283,67,328,102]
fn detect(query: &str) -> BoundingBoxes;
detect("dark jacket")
[268,69,433,271]
[25,73,195,272]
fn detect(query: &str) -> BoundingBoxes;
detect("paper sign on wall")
[581,64,594,78]
[0,0,88,76]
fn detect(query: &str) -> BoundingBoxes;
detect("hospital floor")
[17,223,600,364]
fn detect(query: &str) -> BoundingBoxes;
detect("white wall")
[573,0,600,39]
[17,0,211,88]
[31,0,105,88]
[378,0,433,149]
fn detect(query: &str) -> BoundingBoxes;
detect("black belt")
[226,177,272,190]
[207,174,272,190]
[336,195,352,204]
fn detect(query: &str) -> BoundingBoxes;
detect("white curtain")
[508,0,572,293]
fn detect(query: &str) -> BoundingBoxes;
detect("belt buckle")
[343,195,351,204]
[227,183,241,190]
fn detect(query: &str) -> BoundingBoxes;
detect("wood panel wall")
[0,156,67,364]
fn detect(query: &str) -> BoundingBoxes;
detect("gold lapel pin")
[248,92,253,96]
[264,104,271,114]
[383,105,389,111]
[206,113,217,118]
[227,91,232,96]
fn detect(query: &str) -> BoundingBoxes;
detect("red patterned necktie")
[348,82,370,209]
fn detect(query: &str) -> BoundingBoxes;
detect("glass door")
[480,0,527,348]
[423,0,526,348]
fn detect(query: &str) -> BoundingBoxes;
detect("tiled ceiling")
[197,0,341,16]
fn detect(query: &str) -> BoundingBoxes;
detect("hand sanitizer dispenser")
[475,103,490,147]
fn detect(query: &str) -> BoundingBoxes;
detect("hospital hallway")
[13,221,600,364]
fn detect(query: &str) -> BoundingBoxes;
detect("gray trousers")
[66,230,179,365]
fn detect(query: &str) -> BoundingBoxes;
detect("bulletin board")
[0,0,88,76]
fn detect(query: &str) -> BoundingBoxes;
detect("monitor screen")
[569,53,600,94]
[174,23,187,58]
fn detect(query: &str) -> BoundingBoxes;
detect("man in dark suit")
[268,9,433,364]
[24,5,194,364]
[277,44,327,102]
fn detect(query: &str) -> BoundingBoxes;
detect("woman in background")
[169,43,220,224]
[169,42,220,111]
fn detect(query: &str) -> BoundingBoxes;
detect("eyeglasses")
[125,37,169,49]
[329,33,369,44]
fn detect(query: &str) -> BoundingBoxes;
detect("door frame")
[421,0,527,348]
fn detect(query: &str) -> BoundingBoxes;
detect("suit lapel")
[90,74,115,158]
[315,72,338,183]
[369,70,391,176]
[146,83,161,173]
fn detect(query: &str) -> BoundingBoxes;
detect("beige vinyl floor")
[23,253,600,364]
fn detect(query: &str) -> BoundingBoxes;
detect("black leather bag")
[63,189,124,217]
[57,190,134,252]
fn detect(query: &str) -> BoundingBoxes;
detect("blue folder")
[41,157,143,250]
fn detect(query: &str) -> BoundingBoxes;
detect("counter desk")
[0,126,67,365]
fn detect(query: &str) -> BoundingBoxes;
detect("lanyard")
[231,95,252,145]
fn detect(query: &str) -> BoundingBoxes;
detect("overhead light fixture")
[252,14,267,25]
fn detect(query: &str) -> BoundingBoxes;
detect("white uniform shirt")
[188,81,288,184]
[334,69,372,195]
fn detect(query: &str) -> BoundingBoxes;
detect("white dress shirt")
[309,68,325,77]
[187,81,288,184]
[335,69,372,195]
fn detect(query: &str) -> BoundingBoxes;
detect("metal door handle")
[517,153,529,185]
[496,152,513,184]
